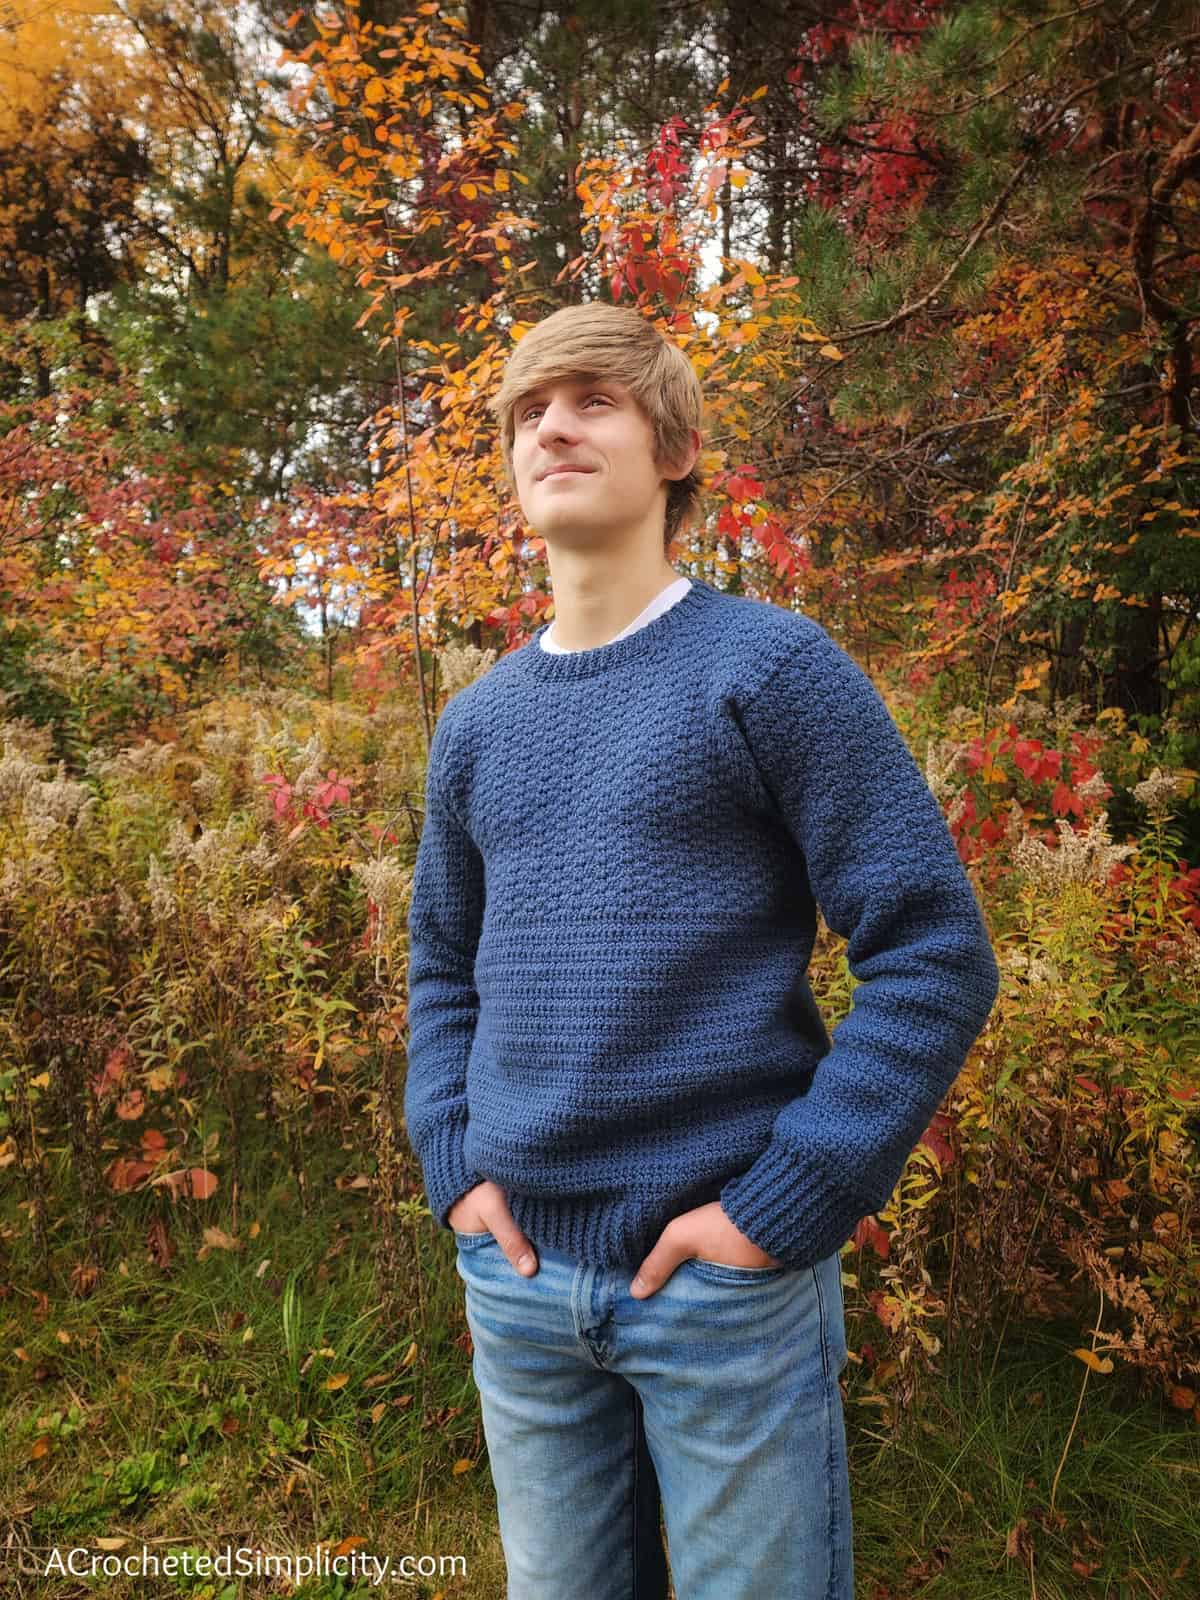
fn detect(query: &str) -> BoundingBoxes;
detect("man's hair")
[487,302,706,550]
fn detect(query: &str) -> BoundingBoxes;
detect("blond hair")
[487,303,706,549]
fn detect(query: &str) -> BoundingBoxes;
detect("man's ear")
[660,426,702,483]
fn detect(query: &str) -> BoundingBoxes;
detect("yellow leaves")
[1072,1349,1114,1374]
[1014,664,1048,693]
[200,1226,241,1254]
[325,1372,350,1391]
[1157,1128,1181,1158]
[819,344,844,361]
[452,1457,475,1474]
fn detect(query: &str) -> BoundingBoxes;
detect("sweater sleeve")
[717,621,1000,1270]
[403,705,488,1231]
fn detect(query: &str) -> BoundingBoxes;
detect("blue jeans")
[453,1232,854,1600]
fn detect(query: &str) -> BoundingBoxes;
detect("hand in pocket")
[448,1179,539,1276]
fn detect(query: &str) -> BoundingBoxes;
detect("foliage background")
[1,1,1198,1595]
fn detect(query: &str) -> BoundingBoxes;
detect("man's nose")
[535,400,580,442]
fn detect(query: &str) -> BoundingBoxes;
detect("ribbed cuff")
[719,1138,860,1272]
[419,1114,485,1230]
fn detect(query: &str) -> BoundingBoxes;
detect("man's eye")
[521,395,610,422]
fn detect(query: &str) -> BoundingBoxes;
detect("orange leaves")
[1072,1348,1114,1374]
[91,1044,131,1102]
[151,1167,219,1200]
[115,1088,145,1121]
[105,1156,155,1193]
[93,1055,220,1203]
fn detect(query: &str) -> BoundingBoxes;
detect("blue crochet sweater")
[404,576,999,1270]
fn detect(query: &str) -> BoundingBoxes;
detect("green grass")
[847,1321,1197,1598]
[3,1137,1196,1598]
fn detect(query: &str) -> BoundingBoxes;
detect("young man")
[404,302,1000,1599]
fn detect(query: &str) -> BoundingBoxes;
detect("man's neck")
[544,562,682,652]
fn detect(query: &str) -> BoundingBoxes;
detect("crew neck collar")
[514,576,719,682]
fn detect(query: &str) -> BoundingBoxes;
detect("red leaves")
[917,1110,955,1172]
[853,1214,891,1258]
[262,772,293,820]
[724,467,764,502]
[955,724,1111,858]
[311,770,351,811]
[645,115,690,208]
[262,767,354,831]
[1011,739,1062,785]
[609,223,690,307]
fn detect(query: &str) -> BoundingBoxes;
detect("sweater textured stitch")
[404,576,1000,1270]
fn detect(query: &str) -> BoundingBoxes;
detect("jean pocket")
[453,1229,494,1249]
[683,1257,790,1286]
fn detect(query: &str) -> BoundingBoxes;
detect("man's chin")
[531,522,618,548]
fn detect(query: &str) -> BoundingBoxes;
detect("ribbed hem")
[506,1192,670,1269]
[511,574,721,682]
[418,1114,486,1230]
[718,1138,861,1273]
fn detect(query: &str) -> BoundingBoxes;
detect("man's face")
[510,374,673,547]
